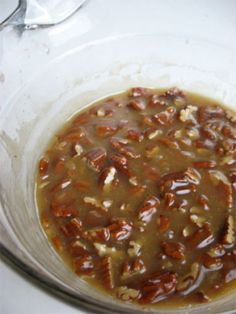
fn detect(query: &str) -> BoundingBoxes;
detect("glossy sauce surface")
[36,88,236,306]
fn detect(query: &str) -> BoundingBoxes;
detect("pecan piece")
[110,153,132,177]
[138,196,160,224]
[154,107,176,126]
[221,215,235,245]
[128,99,146,111]
[161,241,185,260]
[95,121,118,137]
[127,129,144,142]
[60,218,82,238]
[127,241,142,257]
[68,240,89,257]
[83,196,107,211]
[116,286,140,301]
[75,255,94,276]
[110,137,141,159]
[99,256,114,289]
[139,271,177,304]
[83,227,110,242]
[93,243,116,256]
[108,218,133,241]
[98,166,117,190]
[83,148,107,172]
[177,262,201,293]
[179,105,198,123]
[209,170,233,208]
[186,223,214,249]
[129,87,152,98]
[121,258,146,279]
[157,215,170,233]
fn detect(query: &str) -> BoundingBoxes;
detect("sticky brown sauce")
[36,87,236,307]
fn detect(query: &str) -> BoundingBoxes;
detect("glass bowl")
[0,1,236,313]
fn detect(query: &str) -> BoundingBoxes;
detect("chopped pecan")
[139,271,177,304]
[121,258,146,279]
[74,255,94,276]
[60,218,82,238]
[127,241,142,257]
[84,148,107,172]
[138,196,160,223]
[128,99,146,111]
[177,262,201,292]
[209,170,233,208]
[221,215,235,245]
[93,243,116,256]
[98,167,117,189]
[198,105,225,123]
[153,107,176,126]
[83,196,107,211]
[129,87,152,98]
[83,227,110,242]
[68,240,89,257]
[158,137,180,150]
[190,214,206,228]
[157,215,170,233]
[186,223,214,248]
[110,137,141,159]
[127,129,144,142]
[179,105,198,123]
[164,87,185,98]
[99,256,114,289]
[110,153,132,177]
[108,218,133,241]
[161,241,185,260]
[116,286,140,301]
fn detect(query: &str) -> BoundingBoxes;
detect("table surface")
[0,0,235,313]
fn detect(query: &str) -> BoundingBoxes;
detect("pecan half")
[98,167,117,189]
[110,137,141,159]
[122,258,146,279]
[186,223,214,249]
[138,196,160,224]
[139,271,177,304]
[116,286,140,301]
[84,148,107,172]
[108,218,133,241]
[161,241,185,260]
[75,255,94,276]
[99,256,114,289]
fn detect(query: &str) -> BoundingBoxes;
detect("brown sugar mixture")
[36,87,236,306]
